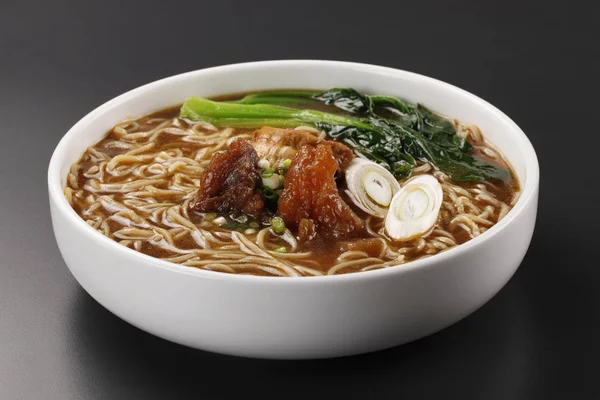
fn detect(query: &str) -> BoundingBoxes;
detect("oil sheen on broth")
[65,90,520,277]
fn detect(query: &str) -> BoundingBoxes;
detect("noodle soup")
[64,90,520,277]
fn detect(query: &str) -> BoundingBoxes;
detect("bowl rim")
[48,59,539,284]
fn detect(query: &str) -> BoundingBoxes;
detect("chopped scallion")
[270,217,286,234]
[261,168,274,178]
[263,186,278,200]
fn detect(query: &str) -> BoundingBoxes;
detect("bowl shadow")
[65,277,535,399]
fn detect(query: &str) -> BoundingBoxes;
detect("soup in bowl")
[48,60,538,359]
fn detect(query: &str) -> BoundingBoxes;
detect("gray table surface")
[1,1,599,399]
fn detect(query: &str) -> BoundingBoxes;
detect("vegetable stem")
[229,91,320,105]
[181,97,374,131]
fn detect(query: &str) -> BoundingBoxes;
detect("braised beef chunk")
[241,193,265,216]
[298,218,317,242]
[190,139,264,218]
[329,140,354,171]
[252,127,354,171]
[278,142,364,240]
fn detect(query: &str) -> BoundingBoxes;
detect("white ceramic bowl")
[48,60,539,359]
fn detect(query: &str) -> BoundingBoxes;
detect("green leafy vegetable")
[314,88,412,115]
[314,88,373,114]
[180,89,508,181]
[370,95,412,114]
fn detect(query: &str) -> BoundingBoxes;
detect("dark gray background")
[1,0,598,399]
